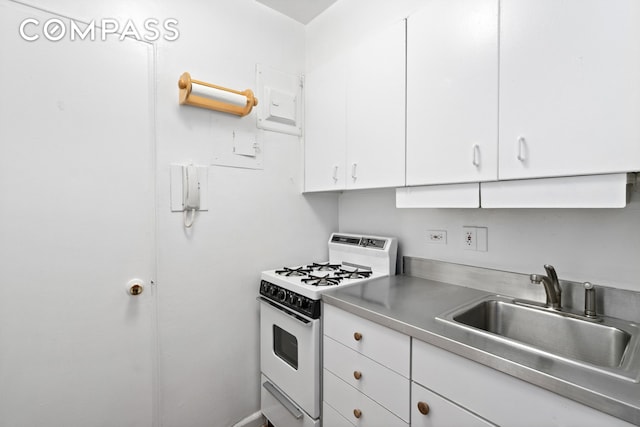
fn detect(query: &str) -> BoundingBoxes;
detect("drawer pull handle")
[353,370,362,380]
[353,332,363,341]
[353,409,362,419]
[417,401,430,415]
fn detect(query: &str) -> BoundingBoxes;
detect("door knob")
[126,279,145,296]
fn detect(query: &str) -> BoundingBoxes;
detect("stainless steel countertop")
[322,273,640,425]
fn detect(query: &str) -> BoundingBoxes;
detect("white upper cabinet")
[406,0,499,186]
[499,0,640,180]
[304,20,406,192]
[346,19,406,189]
[304,54,348,191]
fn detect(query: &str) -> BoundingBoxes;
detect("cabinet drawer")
[324,336,409,422]
[324,369,408,427]
[323,304,410,377]
[323,401,354,427]
[411,382,494,427]
[412,339,634,426]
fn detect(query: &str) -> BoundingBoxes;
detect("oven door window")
[273,325,298,370]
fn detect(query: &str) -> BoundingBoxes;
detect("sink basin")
[453,299,629,367]
[438,296,640,381]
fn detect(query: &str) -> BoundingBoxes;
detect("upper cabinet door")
[304,54,348,192]
[499,0,640,180]
[346,20,406,190]
[407,0,499,186]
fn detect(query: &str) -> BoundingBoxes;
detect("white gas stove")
[259,232,398,427]
[260,233,398,317]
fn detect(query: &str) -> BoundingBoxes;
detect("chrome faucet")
[530,264,562,309]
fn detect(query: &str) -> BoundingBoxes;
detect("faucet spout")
[543,264,562,308]
[530,266,562,310]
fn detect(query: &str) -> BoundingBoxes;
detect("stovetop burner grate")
[301,274,343,287]
[335,268,373,280]
[275,266,314,277]
[307,262,342,272]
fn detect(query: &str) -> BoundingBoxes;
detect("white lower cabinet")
[411,382,494,427]
[323,304,410,426]
[412,339,635,427]
[322,304,635,427]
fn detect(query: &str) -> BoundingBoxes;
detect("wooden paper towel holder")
[177,72,258,117]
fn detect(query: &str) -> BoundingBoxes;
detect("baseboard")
[231,411,265,427]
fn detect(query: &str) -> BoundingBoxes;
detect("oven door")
[259,297,320,420]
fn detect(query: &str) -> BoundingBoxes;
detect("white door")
[304,54,347,192]
[0,3,156,427]
[499,0,640,180]
[346,19,406,190]
[406,0,498,186]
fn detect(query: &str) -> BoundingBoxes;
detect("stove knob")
[295,297,304,308]
[269,286,278,296]
[277,289,287,302]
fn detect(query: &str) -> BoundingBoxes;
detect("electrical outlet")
[463,226,488,251]
[463,226,476,250]
[427,230,447,244]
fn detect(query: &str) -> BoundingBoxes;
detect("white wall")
[153,3,338,425]
[338,187,640,292]
[2,0,338,426]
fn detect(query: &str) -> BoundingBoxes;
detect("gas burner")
[301,274,343,287]
[307,262,342,272]
[335,268,373,280]
[275,266,313,277]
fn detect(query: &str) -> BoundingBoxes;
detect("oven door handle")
[257,296,313,327]
[263,380,303,420]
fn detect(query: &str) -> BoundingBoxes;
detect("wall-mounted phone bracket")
[170,164,209,213]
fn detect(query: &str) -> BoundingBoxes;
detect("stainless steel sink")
[437,295,640,381]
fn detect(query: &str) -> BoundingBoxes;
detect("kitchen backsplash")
[338,187,640,292]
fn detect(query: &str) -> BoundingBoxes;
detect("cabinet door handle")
[517,137,527,161]
[353,409,362,419]
[351,163,358,180]
[353,370,362,380]
[417,401,430,415]
[332,165,339,182]
[353,332,363,341]
[472,144,480,167]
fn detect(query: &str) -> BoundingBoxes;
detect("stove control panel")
[331,234,387,250]
[260,280,321,319]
